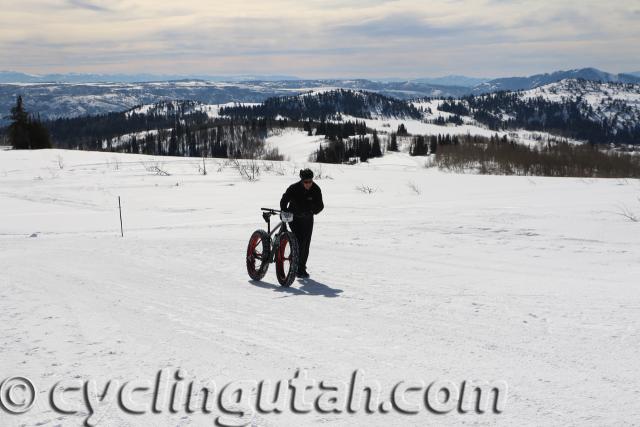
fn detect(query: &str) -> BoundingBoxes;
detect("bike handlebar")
[261,208,282,214]
[261,207,312,218]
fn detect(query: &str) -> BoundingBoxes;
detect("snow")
[264,129,325,163]
[519,79,640,130]
[1,149,640,426]
[342,114,503,139]
[103,129,168,149]
[521,79,640,107]
[125,101,262,119]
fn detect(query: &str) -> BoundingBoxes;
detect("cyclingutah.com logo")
[0,369,508,426]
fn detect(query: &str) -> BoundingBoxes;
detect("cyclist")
[280,169,324,278]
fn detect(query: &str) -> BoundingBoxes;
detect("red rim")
[276,235,292,282]
[247,234,263,275]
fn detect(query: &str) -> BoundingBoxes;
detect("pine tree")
[7,96,51,149]
[371,130,382,157]
[429,135,438,154]
[28,115,52,149]
[387,132,398,151]
[8,96,30,149]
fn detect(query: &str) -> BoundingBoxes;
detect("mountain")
[5,80,638,154]
[0,71,300,83]
[441,79,640,145]
[411,75,489,87]
[520,79,640,131]
[0,80,469,124]
[219,89,423,120]
[0,81,296,124]
[239,79,471,98]
[0,71,44,83]
[472,68,640,94]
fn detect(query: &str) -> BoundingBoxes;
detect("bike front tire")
[275,231,299,287]
[246,229,270,280]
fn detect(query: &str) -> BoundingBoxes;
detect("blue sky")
[1,0,638,78]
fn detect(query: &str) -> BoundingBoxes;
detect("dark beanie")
[300,169,314,180]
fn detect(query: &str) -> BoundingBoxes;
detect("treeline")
[220,89,422,121]
[315,131,384,163]
[438,92,640,145]
[409,133,471,155]
[45,101,212,150]
[430,115,464,126]
[37,100,297,159]
[433,134,640,178]
[306,119,368,139]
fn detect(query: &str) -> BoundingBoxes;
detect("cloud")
[0,0,638,77]
[332,14,462,39]
[65,0,112,12]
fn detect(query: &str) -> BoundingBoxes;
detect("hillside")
[521,79,640,130]
[439,79,640,145]
[219,89,422,120]
[0,80,468,124]
[473,68,640,94]
[4,68,639,124]
[3,84,639,172]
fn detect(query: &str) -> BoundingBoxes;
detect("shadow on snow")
[248,278,343,298]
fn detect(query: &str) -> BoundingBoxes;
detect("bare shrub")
[143,161,171,176]
[407,181,422,195]
[312,165,333,180]
[217,159,231,173]
[262,161,287,176]
[198,157,207,175]
[231,158,261,181]
[615,204,638,222]
[615,196,640,222]
[356,185,376,194]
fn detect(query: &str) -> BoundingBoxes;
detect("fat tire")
[246,229,271,280]
[275,231,299,287]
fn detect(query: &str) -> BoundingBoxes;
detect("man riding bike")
[280,169,324,278]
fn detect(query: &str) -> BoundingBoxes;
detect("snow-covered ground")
[341,114,583,148]
[520,79,640,131]
[521,79,640,108]
[1,149,640,426]
[264,129,326,163]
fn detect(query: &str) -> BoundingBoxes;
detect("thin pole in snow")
[118,196,124,237]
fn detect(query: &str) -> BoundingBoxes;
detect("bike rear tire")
[246,229,270,280]
[275,231,299,287]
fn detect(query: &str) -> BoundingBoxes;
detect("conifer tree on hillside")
[372,130,382,157]
[387,132,398,151]
[7,96,51,149]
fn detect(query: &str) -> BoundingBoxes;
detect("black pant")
[290,215,313,271]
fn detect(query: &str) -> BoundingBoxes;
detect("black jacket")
[280,181,324,216]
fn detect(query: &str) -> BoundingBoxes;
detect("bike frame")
[261,208,291,263]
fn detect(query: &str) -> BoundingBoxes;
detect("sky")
[1,0,639,79]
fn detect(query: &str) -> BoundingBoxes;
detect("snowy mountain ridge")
[519,79,640,130]
[4,68,640,124]
[473,68,640,94]
[0,80,469,124]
